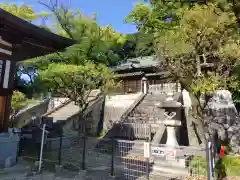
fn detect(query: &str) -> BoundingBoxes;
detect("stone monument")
[205,90,240,154]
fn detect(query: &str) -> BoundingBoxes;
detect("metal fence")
[109,123,151,140]
[18,135,212,180]
[149,83,181,94]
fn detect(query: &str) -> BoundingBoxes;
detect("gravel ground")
[1,169,240,180]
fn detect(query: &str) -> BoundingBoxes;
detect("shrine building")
[0,9,74,132]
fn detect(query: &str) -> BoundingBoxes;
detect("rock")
[205,90,240,149]
[4,156,16,168]
[230,146,240,154]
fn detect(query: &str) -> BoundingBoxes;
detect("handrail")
[119,93,146,122]
[42,99,72,117]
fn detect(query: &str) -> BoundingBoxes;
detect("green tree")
[127,1,240,138]
[10,91,32,122]
[31,1,128,66]
[38,62,119,134]
[0,2,48,21]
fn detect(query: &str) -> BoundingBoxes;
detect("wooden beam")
[0,36,12,47]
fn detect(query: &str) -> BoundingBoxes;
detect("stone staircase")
[123,92,182,140]
[126,93,181,123]
[117,92,199,178]
[45,101,80,122]
[126,93,168,124]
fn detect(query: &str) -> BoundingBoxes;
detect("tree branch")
[38,0,75,39]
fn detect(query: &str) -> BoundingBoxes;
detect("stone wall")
[62,97,104,136]
[103,93,142,132]
[182,90,201,146]
[13,99,50,128]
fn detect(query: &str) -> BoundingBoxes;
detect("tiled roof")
[115,72,144,77]
[112,55,162,71]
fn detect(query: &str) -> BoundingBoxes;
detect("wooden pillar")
[0,96,6,130]
[141,77,148,94]
[0,36,14,132]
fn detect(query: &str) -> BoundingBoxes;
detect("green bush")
[189,156,207,176]
[221,156,240,176]
[190,155,240,177]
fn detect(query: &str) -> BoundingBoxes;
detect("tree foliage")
[24,1,128,67]
[38,62,119,112]
[11,91,29,112]
[0,2,48,21]
[127,1,240,100]
[127,1,240,137]
[10,91,34,122]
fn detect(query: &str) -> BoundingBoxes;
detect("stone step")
[129,113,148,117]
[127,117,148,121]
[153,157,187,168]
[150,163,189,177]
[144,97,167,101]
[135,107,164,112]
[149,170,187,179]
[137,103,158,107]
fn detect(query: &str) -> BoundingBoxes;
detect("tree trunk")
[232,0,240,25]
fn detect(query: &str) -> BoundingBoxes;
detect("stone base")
[108,174,116,179]
[55,164,63,175]
[77,170,87,179]
[24,166,34,177]
[0,131,20,168]
[4,156,16,168]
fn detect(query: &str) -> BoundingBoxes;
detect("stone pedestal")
[0,129,20,168]
[163,119,181,147]
[166,126,179,147]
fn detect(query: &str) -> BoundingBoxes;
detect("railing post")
[58,135,63,165]
[148,124,151,141]
[206,139,213,180]
[82,135,86,170]
[110,138,115,177]
[144,139,150,180]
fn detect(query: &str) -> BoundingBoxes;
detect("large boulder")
[204,90,240,153]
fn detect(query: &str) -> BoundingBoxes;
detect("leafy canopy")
[0,2,48,21]
[127,1,240,97]
[38,62,119,111]
[11,91,31,114]
[23,4,127,68]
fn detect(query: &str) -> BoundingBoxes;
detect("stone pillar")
[163,119,181,147]
[141,77,148,94]
[166,126,179,147]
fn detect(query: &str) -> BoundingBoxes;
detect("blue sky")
[6,0,141,34]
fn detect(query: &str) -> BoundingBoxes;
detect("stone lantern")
[156,96,183,147]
